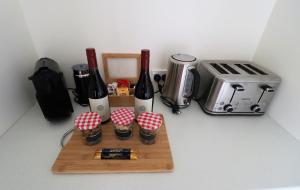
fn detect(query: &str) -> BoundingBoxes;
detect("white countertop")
[1,95,300,190]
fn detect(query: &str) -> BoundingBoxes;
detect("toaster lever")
[231,84,245,91]
[261,85,274,92]
[229,84,245,103]
[257,84,275,103]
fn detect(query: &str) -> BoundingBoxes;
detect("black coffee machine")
[29,58,73,121]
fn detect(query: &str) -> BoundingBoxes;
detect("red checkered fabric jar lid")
[137,112,163,131]
[111,108,135,126]
[74,112,102,130]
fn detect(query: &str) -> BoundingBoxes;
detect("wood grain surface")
[52,117,174,174]
[108,95,134,107]
[102,53,140,84]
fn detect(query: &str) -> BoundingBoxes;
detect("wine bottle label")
[134,97,153,116]
[89,96,110,122]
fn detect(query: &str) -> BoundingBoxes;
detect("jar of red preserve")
[75,112,102,145]
[137,112,163,144]
[111,108,135,140]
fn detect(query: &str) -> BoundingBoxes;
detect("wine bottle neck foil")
[86,48,98,68]
[141,49,150,71]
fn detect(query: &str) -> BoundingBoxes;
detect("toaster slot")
[244,64,268,75]
[220,63,240,74]
[210,63,228,74]
[235,64,256,75]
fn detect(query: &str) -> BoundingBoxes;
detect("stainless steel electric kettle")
[161,54,199,113]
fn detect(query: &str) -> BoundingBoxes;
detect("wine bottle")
[134,49,154,116]
[86,48,110,122]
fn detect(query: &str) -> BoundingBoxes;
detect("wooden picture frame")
[102,53,140,84]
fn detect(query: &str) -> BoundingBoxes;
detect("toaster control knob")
[251,104,261,112]
[224,104,233,112]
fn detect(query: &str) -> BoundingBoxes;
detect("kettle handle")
[190,68,200,99]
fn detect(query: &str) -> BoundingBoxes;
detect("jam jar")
[137,112,163,144]
[75,112,102,145]
[111,108,135,140]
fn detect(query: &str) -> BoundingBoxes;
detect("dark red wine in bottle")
[134,49,154,115]
[86,48,110,122]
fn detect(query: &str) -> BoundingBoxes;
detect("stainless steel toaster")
[194,60,281,115]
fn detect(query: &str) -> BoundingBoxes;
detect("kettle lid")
[171,54,196,62]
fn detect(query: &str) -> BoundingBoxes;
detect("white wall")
[19,0,275,87]
[0,0,37,136]
[254,0,300,141]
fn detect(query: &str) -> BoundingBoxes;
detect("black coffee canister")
[72,64,89,105]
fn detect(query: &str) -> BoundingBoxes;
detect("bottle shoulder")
[88,71,108,98]
[134,76,154,99]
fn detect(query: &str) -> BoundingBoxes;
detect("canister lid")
[171,54,196,62]
[111,108,135,126]
[137,112,163,131]
[72,64,89,76]
[75,112,102,130]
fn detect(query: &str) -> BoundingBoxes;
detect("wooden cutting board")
[52,116,174,173]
